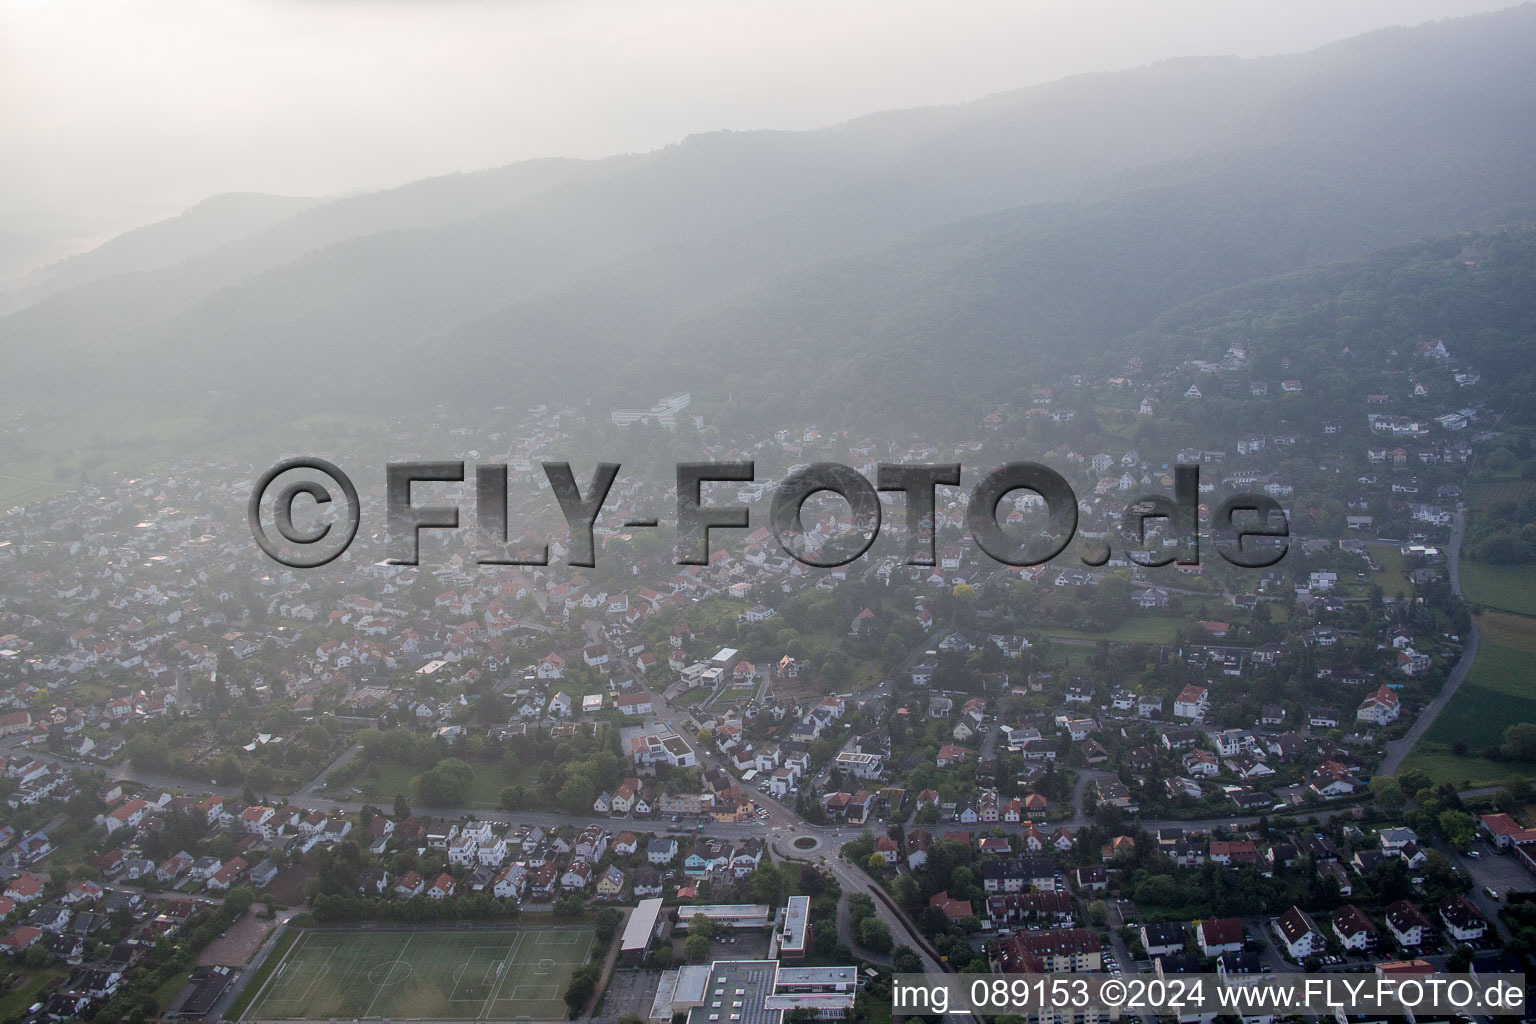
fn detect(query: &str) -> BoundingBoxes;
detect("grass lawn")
[1367,543,1414,601]
[243,926,595,1021]
[1039,617,1181,644]
[715,684,756,704]
[1423,641,1536,750]
[1475,611,1536,654]
[0,397,387,508]
[1400,638,1536,786]
[360,758,530,809]
[152,969,193,1012]
[1135,901,1211,924]
[0,967,65,1021]
[1398,745,1522,790]
[861,990,894,1024]
[0,404,212,507]
[1461,561,1536,617]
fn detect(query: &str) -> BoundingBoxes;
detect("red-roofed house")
[936,745,968,768]
[1174,686,1209,720]
[3,874,44,904]
[1197,917,1244,956]
[1356,686,1401,726]
[0,926,43,951]
[929,891,973,921]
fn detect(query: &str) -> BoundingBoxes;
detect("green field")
[1401,639,1536,786]
[1467,479,1536,508]
[1424,641,1536,749]
[1460,561,1536,617]
[1367,543,1414,601]
[1476,611,1536,654]
[1039,616,1182,645]
[359,758,531,809]
[243,926,596,1021]
[1396,746,1517,790]
[0,967,66,1022]
[0,396,388,509]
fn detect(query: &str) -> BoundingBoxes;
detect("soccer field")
[243,926,597,1021]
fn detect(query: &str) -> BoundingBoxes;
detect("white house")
[1384,901,1431,948]
[1272,906,1322,960]
[1174,686,1209,721]
[1356,686,1401,725]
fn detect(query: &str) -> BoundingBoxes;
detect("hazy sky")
[0,0,1519,260]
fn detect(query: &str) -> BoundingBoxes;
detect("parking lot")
[594,968,660,1024]
[1455,839,1532,936]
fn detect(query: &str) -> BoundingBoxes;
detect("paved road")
[19,742,1363,846]
[206,907,304,1021]
[1379,509,1473,777]
[296,743,363,800]
[819,849,940,973]
[1065,768,1112,826]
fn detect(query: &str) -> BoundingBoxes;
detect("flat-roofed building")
[779,895,811,960]
[162,966,237,1018]
[650,966,714,1023]
[621,897,666,963]
[686,960,778,1024]
[671,960,860,1024]
[765,966,856,1017]
[676,904,772,930]
[831,751,882,779]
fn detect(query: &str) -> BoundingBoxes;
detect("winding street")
[1379,508,1474,777]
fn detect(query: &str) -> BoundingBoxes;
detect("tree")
[684,932,711,963]
[813,926,838,957]
[858,917,893,953]
[565,964,602,1014]
[416,758,474,806]
[126,733,170,770]
[1371,777,1406,814]
[393,793,412,819]
[247,762,275,792]
[1438,809,1477,851]
[1501,722,1536,762]
[749,865,786,907]
[225,884,256,916]
[891,874,921,914]
[594,906,625,943]
[892,946,924,973]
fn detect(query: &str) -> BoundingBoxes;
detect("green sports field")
[242,926,596,1021]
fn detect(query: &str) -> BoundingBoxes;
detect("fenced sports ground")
[242,925,596,1021]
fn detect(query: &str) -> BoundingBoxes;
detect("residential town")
[0,331,1532,1024]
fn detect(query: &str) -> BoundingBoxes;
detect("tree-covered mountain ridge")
[1,4,1534,434]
